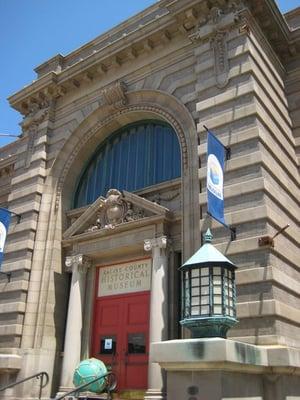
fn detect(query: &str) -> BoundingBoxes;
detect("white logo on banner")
[207,154,223,200]
[0,222,7,252]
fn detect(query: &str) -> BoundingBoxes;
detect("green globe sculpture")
[73,358,108,393]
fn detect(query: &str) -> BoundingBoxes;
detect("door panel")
[92,291,150,391]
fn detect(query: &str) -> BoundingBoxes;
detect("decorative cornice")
[8,0,300,116]
[245,0,300,62]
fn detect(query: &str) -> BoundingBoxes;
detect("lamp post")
[180,229,238,338]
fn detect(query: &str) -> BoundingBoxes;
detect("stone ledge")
[151,338,300,374]
[0,354,22,372]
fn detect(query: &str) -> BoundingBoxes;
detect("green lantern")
[180,229,238,338]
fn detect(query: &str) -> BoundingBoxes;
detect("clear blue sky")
[0,0,299,147]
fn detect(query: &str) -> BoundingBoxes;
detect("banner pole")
[207,212,236,241]
[0,271,11,282]
[203,125,231,160]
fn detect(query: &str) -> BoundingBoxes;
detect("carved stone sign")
[98,259,151,297]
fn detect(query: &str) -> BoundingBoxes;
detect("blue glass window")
[74,121,181,208]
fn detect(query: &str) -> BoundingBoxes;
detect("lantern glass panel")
[201,277,209,285]
[191,307,200,315]
[214,277,221,285]
[214,286,221,295]
[214,294,222,304]
[192,269,199,277]
[201,305,209,314]
[183,271,190,317]
[213,267,221,275]
[201,286,209,295]
[214,305,222,314]
[191,297,200,306]
[192,287,200,296]
[201,295,209,304]
[201,268,209,276]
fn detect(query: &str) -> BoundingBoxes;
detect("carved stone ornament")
[65,254,91,273]
[211,30,229,88]
[189,0,245,43]
[144,236,169,252]
[144,236,171,258]
[0,165,14,178]
[86,189,146,232]
[101,81,127,109]
[21,99,52,168]
[21,100,51,134]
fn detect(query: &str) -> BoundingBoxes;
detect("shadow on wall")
[51,270,70,397]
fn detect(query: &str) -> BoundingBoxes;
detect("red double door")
[92,291,150,392]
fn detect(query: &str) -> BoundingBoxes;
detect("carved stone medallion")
[102,189,128,228]
[85,189,147,232]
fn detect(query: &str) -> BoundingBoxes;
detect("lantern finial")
[204,229,213,243]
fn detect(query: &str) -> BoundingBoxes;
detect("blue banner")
[0,208,11,268]
[207,131,226,226]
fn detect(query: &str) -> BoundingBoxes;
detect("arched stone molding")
[55,103,189,212]
[51,89,200,258]
[27,88,200,352]
[19,89,200,396]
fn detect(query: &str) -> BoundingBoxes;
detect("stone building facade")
[0,0,299,399]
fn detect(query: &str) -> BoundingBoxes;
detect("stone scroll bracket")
[20,97,55,169]
[211,30,230,89]
[188,1,249,90]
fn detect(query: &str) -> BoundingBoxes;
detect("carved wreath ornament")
[87,189,145,232]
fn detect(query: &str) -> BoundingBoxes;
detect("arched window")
[74,121,181,208]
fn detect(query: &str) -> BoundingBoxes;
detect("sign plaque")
[98,259,151,297]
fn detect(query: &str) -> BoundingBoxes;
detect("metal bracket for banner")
[229,226,237,241]
[0,271,11,282]
[203,125,231,160]
[207,212,236,241]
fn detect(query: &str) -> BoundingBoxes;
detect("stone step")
[50,389,144,400]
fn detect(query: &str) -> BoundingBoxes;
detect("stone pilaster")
[144,236,170,400]
[59,254,91,393]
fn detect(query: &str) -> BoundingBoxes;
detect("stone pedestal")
[144,236,170,400]
[58,254,91,393]
[151,338,300,400]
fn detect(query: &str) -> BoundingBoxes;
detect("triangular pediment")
[63,189,172,240]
